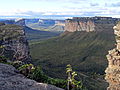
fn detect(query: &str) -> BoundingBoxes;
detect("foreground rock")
[0,63,64,90]
[105,22,120,90]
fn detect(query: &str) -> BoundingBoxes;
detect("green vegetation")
[30,31,115,90]
[27,23,64,32]
[24,26,61,42]
[27,23,49,30]
[17,63,67,89]
[66,64,86,90]
[0,23,114,89]
[0,56,7,63]
[29,65,67,89]
[16,63,87,90]
[0,24,23,42]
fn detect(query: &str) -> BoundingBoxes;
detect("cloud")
[1,0,120,18]
[1,6,120,19]
[90,3,99,6]
[27,0,90,4]
[111,2,120,7]
[105,2,120,7]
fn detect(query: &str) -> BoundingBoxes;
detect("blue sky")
[0,0,120,19]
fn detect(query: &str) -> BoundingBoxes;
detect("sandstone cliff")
[105,22,120,90]
[65,17,120,32]
[0,63,63,90]
[0,24,31,63]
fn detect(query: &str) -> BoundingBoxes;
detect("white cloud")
[1,0,120,18]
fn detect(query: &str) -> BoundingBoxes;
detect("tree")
[66,64,83,90]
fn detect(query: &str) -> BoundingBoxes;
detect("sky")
[0,0,120,19]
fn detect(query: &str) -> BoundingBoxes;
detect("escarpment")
[65,17,120,32]
[0,23,64,90]
[105,22,120,90]
[0,23,31,63]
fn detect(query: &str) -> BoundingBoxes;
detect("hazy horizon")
[1,0,120,19]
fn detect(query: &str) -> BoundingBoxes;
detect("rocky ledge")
[105,22,120,90]
[0,63,64,90]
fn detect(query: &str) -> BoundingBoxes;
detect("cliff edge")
[65,17,119,32]
[0,63,63,90]
[0,23,64,90]
[105,22,120,90]
[0,24,31,63]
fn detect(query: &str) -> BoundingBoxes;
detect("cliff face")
[65,17,119,32]
[0,23,64,90]
[0,24,31,63]
[65,19,95,32]
[105,22,120,90]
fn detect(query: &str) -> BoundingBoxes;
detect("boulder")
[0,63,64,90]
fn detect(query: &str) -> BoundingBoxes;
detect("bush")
[0,56,7,63]
[18,64,35,76]
[11,60,24,68]
[66,64,87,90]
[29,66,67,89]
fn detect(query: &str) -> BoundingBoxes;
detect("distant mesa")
[65,16,120,32]
[15,18,26,26]
[0,18,26,26]
[55,20,65,26]
[38,19,65,26]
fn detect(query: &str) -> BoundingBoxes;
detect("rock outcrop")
[65,19,95,32]
[0,24,31,63]
[65,17,120,32]
[105,22,120,90]
[1,19,26,26]
[15,18,26,26]
[0,63,63,90]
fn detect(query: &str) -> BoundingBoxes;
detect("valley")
[0,16,119,90]
[30,30,115,90]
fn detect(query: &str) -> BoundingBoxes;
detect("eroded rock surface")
[0,24,31,63]
[105,22,120,90]
[0,63,64,90]
[65,17,120,32]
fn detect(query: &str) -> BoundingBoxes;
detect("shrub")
[66,64,87,90]
[18,64,35,76]
[0,56,7,63]
[11,60,24,68]
[29,65,67,89]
